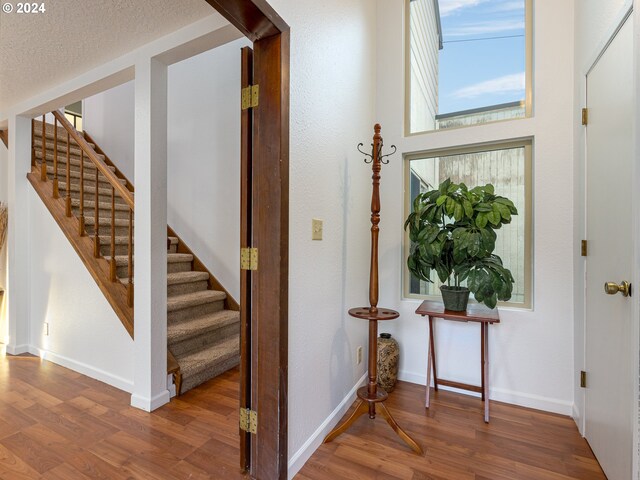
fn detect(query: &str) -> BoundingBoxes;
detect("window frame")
[403,139,533,309]
[404,0,534,137]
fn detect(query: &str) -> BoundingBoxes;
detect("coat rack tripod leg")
[323,124,422,455]
[322,400,368,444]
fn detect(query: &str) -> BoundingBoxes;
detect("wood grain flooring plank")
[0,432,62,474]
[0,353,606,480]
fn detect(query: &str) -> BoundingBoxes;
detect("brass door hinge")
[582,108,588,126]
[580,370,587,388]
[240,247,258,270]
[581,240,588,257]
[241,84,259,110]
[239,407,257,434]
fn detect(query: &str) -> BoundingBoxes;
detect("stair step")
[168,290,226,323]
[59,181,132,203]
[34,130,95,148]
[167,271,210,296]
[173,334,240,393]
[34,139,96,158]
[168,309,239,348]
[35,149,108,167]
[167,271,209,286]
[102,236,177,256]
[101,235,178,247]
[108,253,193,279]
[84,215,132,228]
[167,290,226,313]
[71,198,131,219]
[45,165,126,187]
[107,252,192,267]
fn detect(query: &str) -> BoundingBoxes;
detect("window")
[65,101,83,131]
[406,0,532,134]
[404,140,532,307]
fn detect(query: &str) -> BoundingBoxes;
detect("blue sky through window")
[438,0,526,114]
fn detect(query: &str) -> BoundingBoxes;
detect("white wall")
[375,0,576,415]
[166,37,250,302]
[28,187,134,391]
[573,0,631,435]
[84,82,136,180]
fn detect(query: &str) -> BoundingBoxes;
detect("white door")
[585,15,635,480]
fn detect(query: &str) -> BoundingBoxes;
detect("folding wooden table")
[415,300,500,422]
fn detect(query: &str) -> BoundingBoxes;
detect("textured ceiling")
[0,0,218,112]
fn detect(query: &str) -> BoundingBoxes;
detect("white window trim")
[404,0,534,137]
[402,139,533,309]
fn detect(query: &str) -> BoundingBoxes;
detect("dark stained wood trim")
[83,132,135,193]
[27,168,134,338]
[239,45,254,473]
[0,129,8,148]
[252,30,289,480]
[203,0,289,41]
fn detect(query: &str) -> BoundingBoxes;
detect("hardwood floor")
[299,383,606,480]
[0,353,247,479]
[0,353,604,479]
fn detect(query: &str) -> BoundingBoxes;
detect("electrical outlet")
[44,322,49,336]
[356,346,363,365]
[312,218,323,240]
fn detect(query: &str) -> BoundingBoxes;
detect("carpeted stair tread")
[84,216,132,228]
[35,131,95,147]
[44,166,126,186]
[101,235,178,246]
[34,139,97,157]
[72,198,131,212]
[35,150,109,166]
[59,181,129,198]
[167,271,210,287]
[173,334,240,392]
[107,252,193,267]
[167,309,239,346]
[167,290,226,312]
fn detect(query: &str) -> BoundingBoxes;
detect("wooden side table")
[415,300,500,423]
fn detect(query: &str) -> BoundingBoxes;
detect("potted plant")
[405,179,518,310]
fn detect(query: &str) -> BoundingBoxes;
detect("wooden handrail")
[51,110,134,211]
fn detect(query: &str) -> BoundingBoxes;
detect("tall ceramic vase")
[377,333,399,392]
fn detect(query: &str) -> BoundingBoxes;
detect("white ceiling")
[0,0,217,112]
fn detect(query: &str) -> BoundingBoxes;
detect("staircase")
[28,113,240,395]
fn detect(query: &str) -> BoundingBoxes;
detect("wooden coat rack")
[323,124,422,454]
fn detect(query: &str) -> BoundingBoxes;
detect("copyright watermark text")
[2,3,47,14]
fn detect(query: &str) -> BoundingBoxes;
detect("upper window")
[406,0,532,134]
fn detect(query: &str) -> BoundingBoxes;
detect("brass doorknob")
[604,281,632,297]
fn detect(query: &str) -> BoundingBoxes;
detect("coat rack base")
[323,307,423,455]
[323,389,423,455]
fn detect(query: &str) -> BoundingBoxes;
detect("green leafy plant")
[404,178,518,309]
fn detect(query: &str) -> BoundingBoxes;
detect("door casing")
[579,3,639,478]
[203,1,290,479]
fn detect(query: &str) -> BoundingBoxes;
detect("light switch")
[312,219,323,240]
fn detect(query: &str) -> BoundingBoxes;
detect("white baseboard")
[398,369,573,416]
[571,403,583,435]
[130,390,171,412]
[27,345,134,393]
[288,373,367,479]
[5,343,30,355]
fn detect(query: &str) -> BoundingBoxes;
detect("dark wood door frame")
[204,2,289,479]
